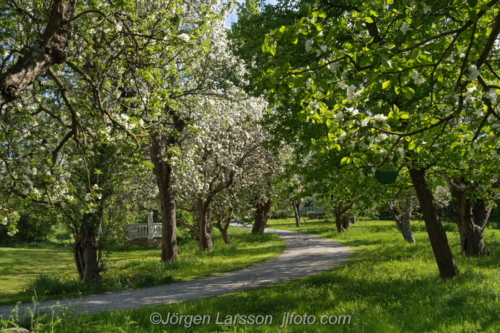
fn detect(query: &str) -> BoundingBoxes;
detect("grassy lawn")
[8,217,499,333]
[0,226,285,306]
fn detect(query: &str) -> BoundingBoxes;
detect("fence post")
[148,210,154,240]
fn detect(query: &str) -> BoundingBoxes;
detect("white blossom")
[346,84,363,101]
[346,107,358,115]
[411,71,425,84]
[178,33,190,42]
[305,39,314,52]
[306,78,313,89]
[309,100,320,111]
[400,22,410,34]
[397,147,405,159]
[485,89,498,103]
[466,65,480,81]
[328,62,339,74]
[372,114,387,123]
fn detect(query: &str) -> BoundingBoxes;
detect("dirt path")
[0,227,349,318]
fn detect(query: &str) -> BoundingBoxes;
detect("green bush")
[442,222,458,232]
[0,205,55,244]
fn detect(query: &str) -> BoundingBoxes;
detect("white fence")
[127,223,162,239]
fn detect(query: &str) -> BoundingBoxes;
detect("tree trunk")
[387,200,416,243]
[292,199,301,227]
[215,206,233,244]
[341,215,350,230]
[447,178,492,256]
[409,167,459,279]
[252,198,272,234]
[198,199,213,250]
[151,135,178,262]
[332,199,354,232]
[73,211,102,284]
[334,205,344,232]
[216,217,232,245]
[0,0,78,107]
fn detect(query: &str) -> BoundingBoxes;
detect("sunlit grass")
[13,217,499,333]
[0,227,285,306]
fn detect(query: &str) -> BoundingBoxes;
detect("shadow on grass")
[15,220,500,333]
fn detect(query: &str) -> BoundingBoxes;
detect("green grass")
[0,226,285,306]
[5,217,499,333]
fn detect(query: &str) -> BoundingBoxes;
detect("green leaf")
[382,81,391,89]
[365,17,374,23]
[319,79,330,92]
[360,58,371,67]
[403,87,414,99]
[314,22,324,31]
[341,156,351,165]
[469,9,478,22]
[467,0,478,7]
[329,143,341,151]
[478,3,490,11]
[312,11,327,18]
[410,48,419,60]
[408,141,416,150]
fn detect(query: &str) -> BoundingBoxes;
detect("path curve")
[0,227,349,318]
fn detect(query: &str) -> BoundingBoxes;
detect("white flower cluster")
[467,65,480,81]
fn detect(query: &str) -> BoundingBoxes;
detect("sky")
[225,0,277,27]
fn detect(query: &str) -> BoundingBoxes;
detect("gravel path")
[0,226,349,318]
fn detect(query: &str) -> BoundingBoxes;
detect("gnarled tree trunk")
[71,144,113,285]
[74,211,102,284]
[292,199,301,227]
[151,135,178,262]
[446,178,492,256]
[198,199,213,250]
[333,201,353,232]
[215,206,233,244]
[0,0,78,107]
[341,215,350,230]
[409,167,459,279]
[252,198,272,235]
[387,199,416,243]
[150,108,187,262]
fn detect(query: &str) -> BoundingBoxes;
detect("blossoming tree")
[256,0,500,278]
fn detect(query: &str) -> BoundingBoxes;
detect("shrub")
[0,204,55,244]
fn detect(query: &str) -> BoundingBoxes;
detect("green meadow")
[3,218,500,332]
